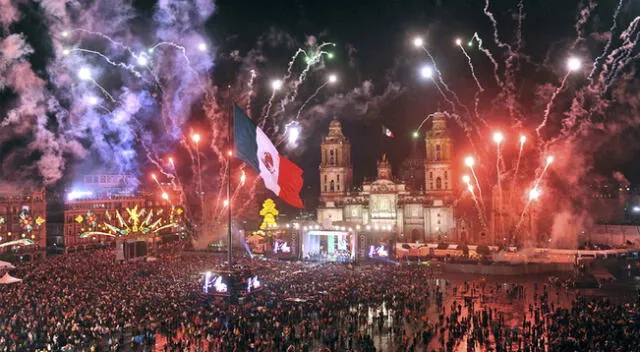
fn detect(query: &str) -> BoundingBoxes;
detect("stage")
[302,230,355,262]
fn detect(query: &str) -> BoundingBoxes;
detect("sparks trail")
[70,48,143,77]
[510,140,525,205]
[259,47,308,126]
[472,33,503,88]
[87,78,116,103]
[468,185,490,235]
[573,0,598,49]
[295,80,330,120]
[483,0,514,53]
[150,42,205,90]
[502,0,524,123]
[458,45,484,92]
[140,141,174,181]
[213,160,229,221]
[495,145,504,237]
[420,46,470,115]
[517,157,553,230]
[589,0,625,83]
[283,49,305,82]
[415,115,433,133]
[261,89,277,127]
[279,42,336,115]
[537,72,570,138]
[68,28,136,56]
[456,43,486,123]
[246,69,257,115]
[469,166,485,212]
[602,17,640,92]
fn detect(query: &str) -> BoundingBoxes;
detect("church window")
[324,185,328,192]
[444,171,448,180]
[337,184,340,191]
[330,150,335,165]
[429,172,433,180]
[445,182,448,189]
[436,177,442,190]
[337,174,340,182]
[435,145,441,161]
[330,180,335,192]
[430,183,433,189]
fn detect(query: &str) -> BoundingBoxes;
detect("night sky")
[204,0,639,210]
[1,0,639,216]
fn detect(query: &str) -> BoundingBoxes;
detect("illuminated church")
[317,113,458,242]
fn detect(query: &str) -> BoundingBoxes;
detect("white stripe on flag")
[255,127,281,195]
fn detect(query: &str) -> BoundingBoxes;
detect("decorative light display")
[259,198,279,230]
[79,205,182,239]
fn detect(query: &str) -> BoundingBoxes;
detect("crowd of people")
[0,248,638,351]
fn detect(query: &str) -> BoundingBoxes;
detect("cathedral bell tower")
[424,112,453,195]
[319,118,353,201]
[377,154,392,180]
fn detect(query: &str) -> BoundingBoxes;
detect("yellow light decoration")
[75,215,84,223]
[35,216,45,226]
[31,235,35,239]
[259,198,279,230]
[21,233,26,238]
[80,206,180,239]
[0,239,34,248]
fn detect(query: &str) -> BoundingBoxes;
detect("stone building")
[317,113,457,243]
[0,189,48,259]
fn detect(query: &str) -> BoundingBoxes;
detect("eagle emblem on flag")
[262,152,276,174]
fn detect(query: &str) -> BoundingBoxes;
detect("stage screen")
[368,245,390,258]
[302,230,355,262]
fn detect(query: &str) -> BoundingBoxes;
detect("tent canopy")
[0,272,22,284]
[0,260,15,270]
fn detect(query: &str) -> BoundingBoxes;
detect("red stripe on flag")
[277,156,304,208]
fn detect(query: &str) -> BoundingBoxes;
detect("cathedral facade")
[317,113,457,243]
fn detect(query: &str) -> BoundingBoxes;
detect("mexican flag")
[234,105,304,208]
[382,125,394,138]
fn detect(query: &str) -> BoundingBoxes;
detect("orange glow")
[161,192,169,200]
[462,175,471,184]
[520,135,526,144]
[191,133,201,144]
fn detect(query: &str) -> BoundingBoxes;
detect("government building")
[317,113,461,243]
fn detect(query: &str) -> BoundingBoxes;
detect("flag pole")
[227,85,233,267]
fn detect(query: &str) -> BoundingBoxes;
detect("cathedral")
[317,113,459,243]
